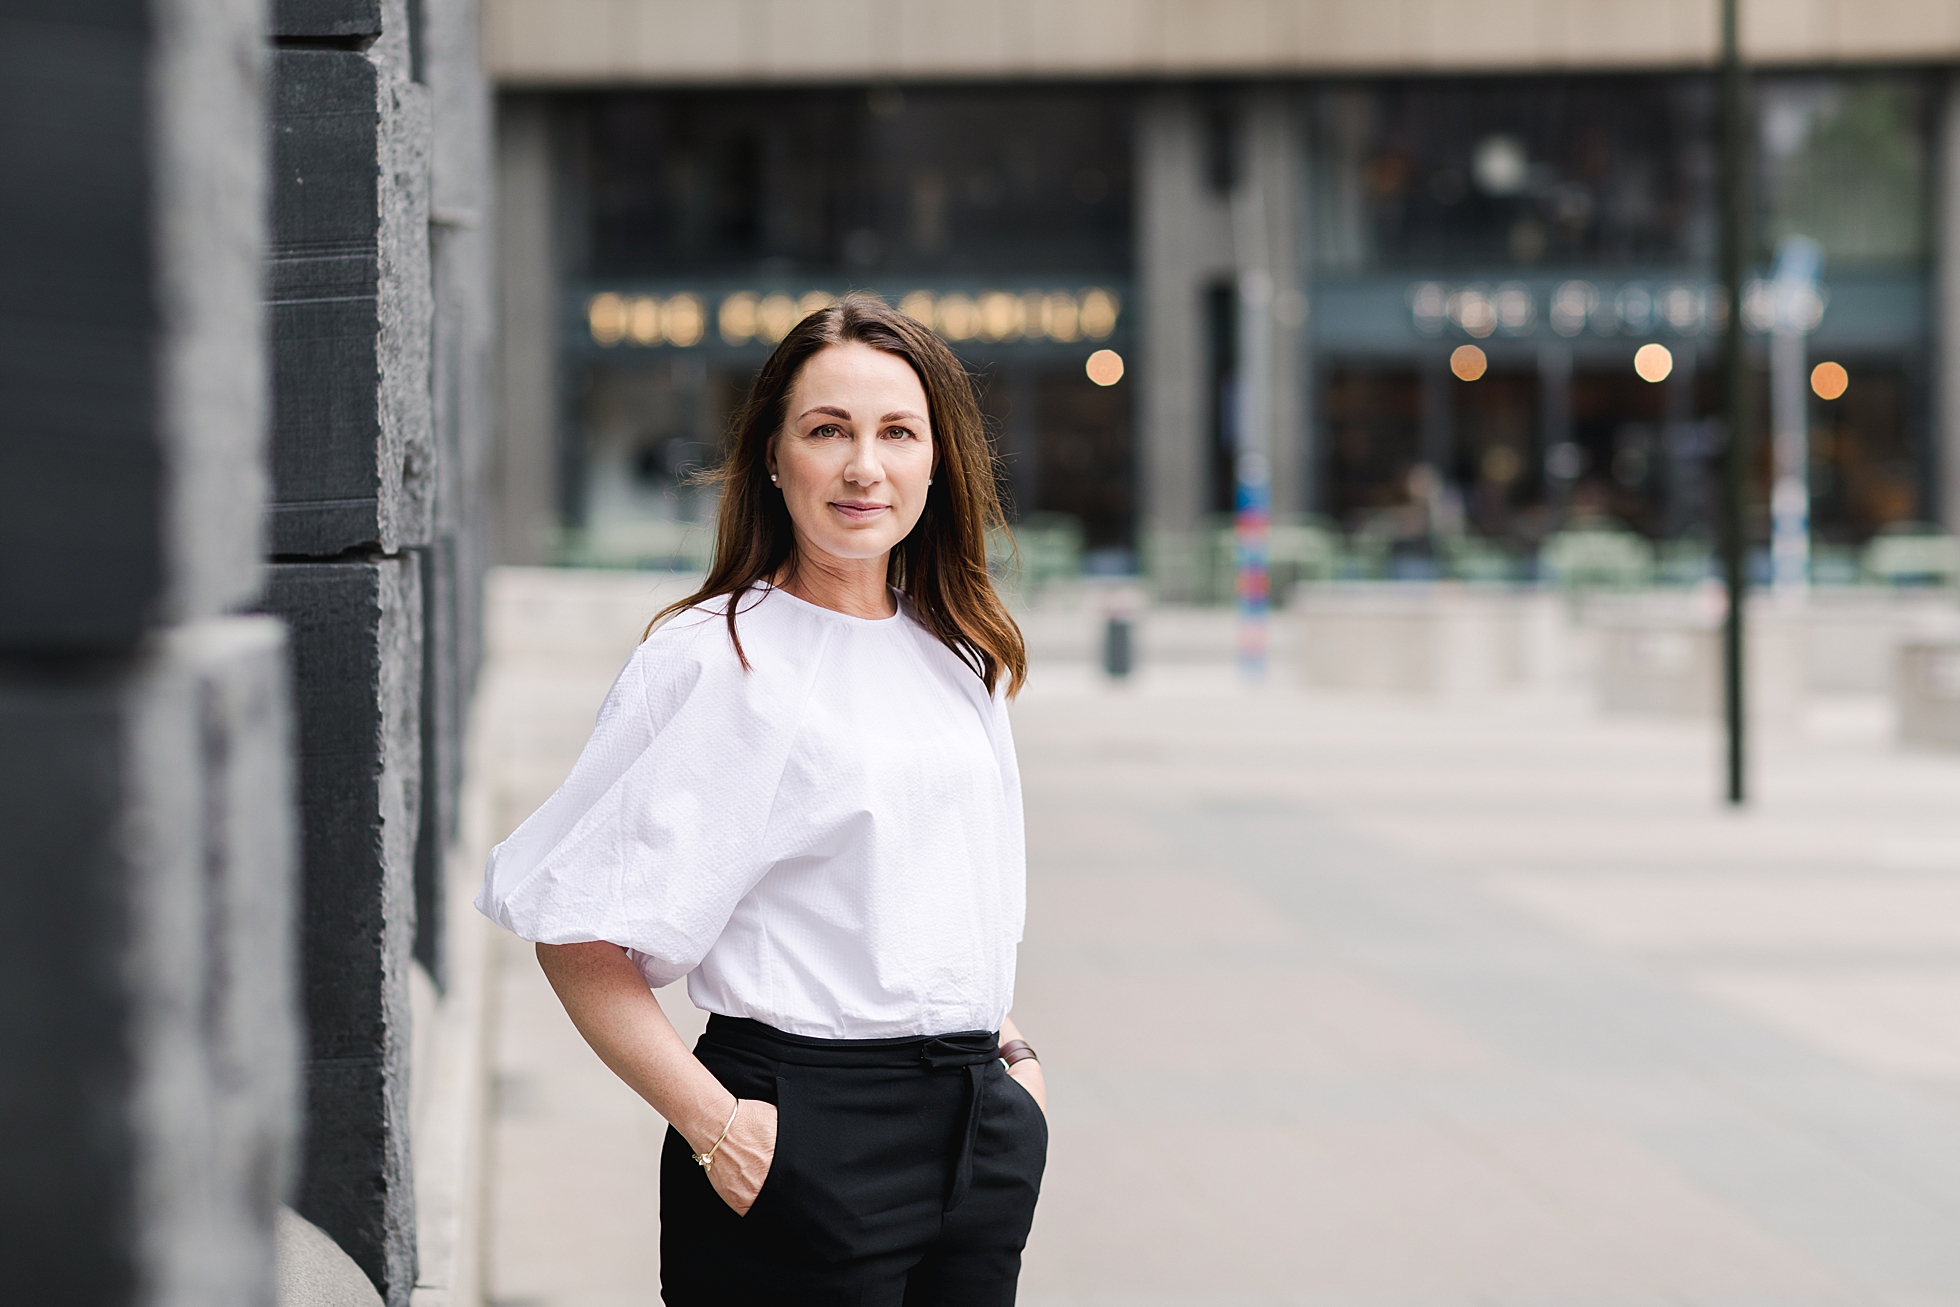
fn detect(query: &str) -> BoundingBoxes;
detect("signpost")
[1233,182,1275,683]
[1718,0,1753,805]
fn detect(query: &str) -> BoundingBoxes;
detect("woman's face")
[768,341,935,567]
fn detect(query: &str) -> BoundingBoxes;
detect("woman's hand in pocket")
[705,1098,779,1216]
[1007,1059,1047,1118]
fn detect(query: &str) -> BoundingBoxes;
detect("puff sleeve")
[475,608,811,986]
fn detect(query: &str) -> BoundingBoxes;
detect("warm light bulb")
[1449,344,1487,381]
[1634,342,1673,383]
[1811,360,1848,400]
[1085,349,1124,386]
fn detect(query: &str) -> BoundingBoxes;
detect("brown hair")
[648,296,1027,697]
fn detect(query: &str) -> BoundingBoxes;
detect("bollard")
[1102,614,1134,679]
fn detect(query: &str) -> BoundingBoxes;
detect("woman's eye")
[811,424,843,438]
[882,426,918,441]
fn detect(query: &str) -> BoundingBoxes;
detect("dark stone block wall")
[267,560,422,1301]
[0,4,302,1306]
[1,0,488,1302]
[259,0,488,1301]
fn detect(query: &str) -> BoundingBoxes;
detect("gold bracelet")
[692,1099,740,1170]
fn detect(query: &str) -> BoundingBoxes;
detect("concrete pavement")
[473,570,1960,1307]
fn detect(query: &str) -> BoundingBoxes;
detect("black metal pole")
[1719,0,1752,805]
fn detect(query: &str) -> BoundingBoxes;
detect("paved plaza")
[473,570,1960,1307]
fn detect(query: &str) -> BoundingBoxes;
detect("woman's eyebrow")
[797,405,853,422]
[881,410,927,424]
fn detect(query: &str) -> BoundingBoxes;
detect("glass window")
[1759,76,1931,268]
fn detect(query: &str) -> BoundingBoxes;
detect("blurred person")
[478,297,1047,1304]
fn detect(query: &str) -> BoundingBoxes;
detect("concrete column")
[1137,90,1234,593]
[262,3,432,1301]
[1240,91,1311,519]
[496,96,559,565]
[1936,74,1960,530]
[1,5,300,1306]
[265,0,433,556]
[266,558,423,1307]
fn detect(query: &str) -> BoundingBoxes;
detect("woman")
[478,296,1047,1304]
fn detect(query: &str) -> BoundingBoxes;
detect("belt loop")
[945,1063,987,1215]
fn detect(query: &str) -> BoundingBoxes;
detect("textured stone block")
[414,538,459,984]
[0,618,300,1307]
[264,558,421,1305]
[272,0,385,37]
[267,4,432,558]
[0,0,266,649]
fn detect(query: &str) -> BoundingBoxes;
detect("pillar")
[1239,90,1312,519]
[1137,90,1234,595]
[262,2,431,1299]
[496,95,559,565]
[1935,73,1960,530]
[0,4,301,1305]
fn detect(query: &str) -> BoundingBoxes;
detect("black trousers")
[660,1015,1047,1306]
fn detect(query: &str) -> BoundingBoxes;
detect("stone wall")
[261,1,490,1302]
[0,3,300,1305]
[0,1,491,1302]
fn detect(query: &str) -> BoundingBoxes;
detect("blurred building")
[486,1,1960,586]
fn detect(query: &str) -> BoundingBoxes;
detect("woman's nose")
[843,435,884,485]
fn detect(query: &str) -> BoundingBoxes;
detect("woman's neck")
[773,549,896,619]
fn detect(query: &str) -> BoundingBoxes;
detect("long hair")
[648,296,1027,697]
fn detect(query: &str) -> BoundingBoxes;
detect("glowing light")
[1042,292,1080,341]
[1020,292,1047,339]
[1493,282,1534,333]
[798,290,837,319]
[627,296,661,345]
[1085,349,1124,386]
[937,293,979,341]
[662,294,704,348]
[588,292,627,346]
[978,291,1021,342]
[1449,344,1487,381]
[1634,342,1673,383]
[719,292,758,345]
[1448,287,1496,338]
[1079,288,1119,339]
[1472,134,1528,196]
[898,291,936,324]
[756,293,799,343]
[1811,360,1848,400]
[1551,280,1596,337]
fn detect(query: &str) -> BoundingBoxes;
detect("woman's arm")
[535,941,777,1213]
[999,1013,1046,1114]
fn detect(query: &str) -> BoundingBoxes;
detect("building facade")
[489,1,1960,590]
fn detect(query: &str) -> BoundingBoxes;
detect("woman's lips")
[829,500,891,521]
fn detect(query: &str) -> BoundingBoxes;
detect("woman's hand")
[999,1014,1047,1117]
[1007,1057,1047,1117]
[534,943,784,1215]
[701,1098,779,1216]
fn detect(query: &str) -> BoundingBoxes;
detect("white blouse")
[476,584,1026,1040]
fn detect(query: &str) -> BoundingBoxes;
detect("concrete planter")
[1292,585,1545,697]
[1589,597,1806,723]
[1898,641,1960,748]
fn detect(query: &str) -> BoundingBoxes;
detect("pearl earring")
[770,474,778,484]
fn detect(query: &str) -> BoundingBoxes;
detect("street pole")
[1233,172,1274,683]
[1718,0,1753,805]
